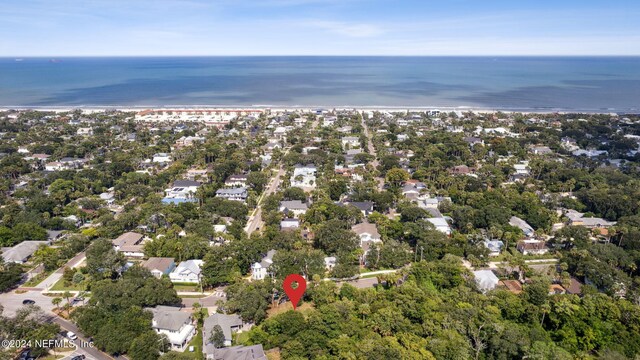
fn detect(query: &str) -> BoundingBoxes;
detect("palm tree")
[63,291,72,314]
[52,297,62,311]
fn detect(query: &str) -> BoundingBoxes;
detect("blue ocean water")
[0,57,639,111]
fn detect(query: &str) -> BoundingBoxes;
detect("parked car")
[22,299,35,305]
[71,355,86,360]
[66,331,78,340]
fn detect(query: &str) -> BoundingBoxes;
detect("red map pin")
[283,274,307,310]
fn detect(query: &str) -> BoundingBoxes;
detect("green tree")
[385,168,409,188]
[209,325,225,348]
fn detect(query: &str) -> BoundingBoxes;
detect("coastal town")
[1,107,640,360]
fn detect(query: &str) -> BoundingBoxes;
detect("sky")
[1,0,639,56]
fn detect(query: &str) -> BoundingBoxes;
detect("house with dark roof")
[347,201,374,216]
[207,345,267,360]
[203,313,244,350]
[1,241,49,264]
[279,200,308,217]
[516,240,549,255]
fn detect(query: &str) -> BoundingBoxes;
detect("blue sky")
[2,0,639,56]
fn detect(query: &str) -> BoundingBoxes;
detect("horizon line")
[4,54,640,58]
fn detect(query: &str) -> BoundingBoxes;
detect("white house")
[473,270,500,293]
[280,218,300,230]
[279,200,308,217]
[77,127,93,136]
[163,180,201,204]
[426,217,452,236]
[341,136,360,149]
[170,260,204,283]
[45,162,68,171]
[215,187,248,202]
[147,306,195,352]
[484,240,504,257]
[153,153,172,163]
[291,165,317,188]
[251,250,275,281]
[224,174,248,187]
[352,223,381,261]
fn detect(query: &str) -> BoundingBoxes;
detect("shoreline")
[0,105,631,115]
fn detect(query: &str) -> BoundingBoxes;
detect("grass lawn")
[180,294,207,299]
[234,331,250,345]
[267,301,314,318]
[173,283,200,292]
[50,277,87,291]
[185,308,209,360]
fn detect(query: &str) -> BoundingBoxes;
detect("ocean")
[1,56,639,112]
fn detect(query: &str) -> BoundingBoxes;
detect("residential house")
[170,259,204,283]
[44,162,67,171]
[186,169,209,182]
[99,191,115,205]
[418,196,451,209]
[153,153,172,163]
[142,257,176,278]
[203,314,244,353]
[484,240,504,257]
[564,210,616,228]
[341,136,360,149]
[147,306,195,351]
[348,201,374,216]
[77,127,93,136]
[215,187,248,202]
[324,256,336,271]
[279,200,308,217]
[529,145,553,155]
[463,137,484,147]
[426,217,452,236]
[1,241,49,264]
[112,232,145,258]
[509,216,535,237]
[251,250,276,281]
[499,280,523,294]
[206,346,267,360]
[473,270,500,293]
[352,223,381,262]
[280,218,300,230]
[516,240,549,255]
[450,165,472,175]
[291,165,317,188]
[549,284,566,295]
[224,174,248,187]
[163,180,201,204]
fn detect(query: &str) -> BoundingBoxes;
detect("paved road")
[245,165,286,235]
[360,115,384,191]
[181,289,227,309]
[51,316,112,360]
